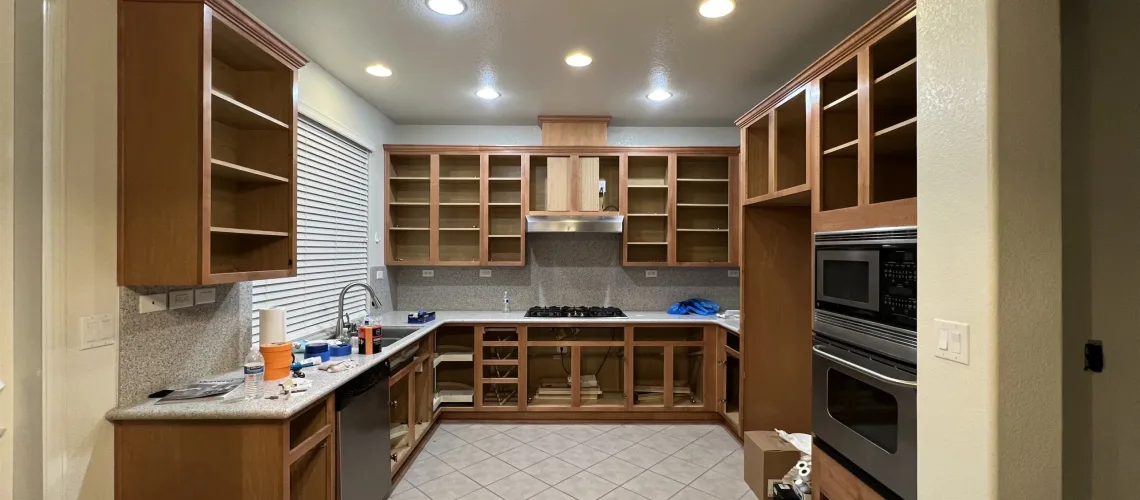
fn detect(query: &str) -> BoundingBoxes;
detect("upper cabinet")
[118,0,307,286]
[528,155,622,214]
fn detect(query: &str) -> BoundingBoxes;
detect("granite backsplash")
[391,233,740,311]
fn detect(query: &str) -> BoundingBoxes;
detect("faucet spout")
[334,283,382,339]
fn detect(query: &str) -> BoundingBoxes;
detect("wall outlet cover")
[479,269,492,278]
[376,270,384,280]
[728,269,740,278]
[169,290,194,310]
[422,270,435,278]
[645,270,658,278]
[80,314,116,350]
[933,319,970,365]
[139,293,167,313]
[194,288,216,305]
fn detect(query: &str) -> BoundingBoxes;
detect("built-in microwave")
[814,226,917,364]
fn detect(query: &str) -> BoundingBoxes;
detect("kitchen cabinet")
[118,0,307,285]
[813,444,886,500]
[475,326,524,410]
[529,155,621,215]
[717,327,743,436]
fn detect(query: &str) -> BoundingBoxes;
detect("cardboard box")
[744,431,803,497]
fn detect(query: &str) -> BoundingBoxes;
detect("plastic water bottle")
[364,313,372,325]
[502,291,510,313]
[244,345,265,399]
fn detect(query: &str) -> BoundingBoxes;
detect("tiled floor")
[393,423,759,500]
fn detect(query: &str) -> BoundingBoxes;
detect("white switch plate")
[80,314,116,350]
[479,269,492,278]
[645,270,658,278]
[169,290,194,310]
[195,287,216,305]
[933,319,970,365]
[728,269,740,278]
[139,293,167,313]
[422,270,435,278]
[376,270,384,280]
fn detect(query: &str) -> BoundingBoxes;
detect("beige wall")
[916,0,1062,498]
[0,0,14,496]
[1061,0,1140,498]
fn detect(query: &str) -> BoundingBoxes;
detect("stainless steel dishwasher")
[336,360,391,500]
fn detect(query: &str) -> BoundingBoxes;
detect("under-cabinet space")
[289,402,329,450]
[489,180,523,204]
[488,206,521,236]
[775,91,809,191]
[389,375,411,468]
[745,115,772,198]
[819,157,859,211]
[627,216,668,243]
[439,179,481,204]
[438,231,480,264]
[414,359,434,441]
[439,205,480,229]
[528,327,623,343]
[628,156,669,186]
[626,244,668,264]
[481,357,519,374]
[482,327,520,342]
[489,155,523,179]
[389,230,430,263]
[581,346,626,407]
[211,122,292,179]
[528,155,571,212]
[527,347,571,408]
[439,155,481,179]
[482,382,520,408]
[209,231,292,275]
[676,231,729,264]
[436,362,474,408]
[677,206,729,231]
[633,327,704,342]
[290,434,333,500]
[726,330,741,353]
[672,346,706,408]
[389,154,431,179]
[487,237,523,263]
[632,346,665,407]
[723,354,740,427]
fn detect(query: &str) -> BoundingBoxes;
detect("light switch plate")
[422,270,434,278]
[728,269,740,278]
[169,290,194,310]
[139,293,167,313]
[376,270,384,280]
[479,269,492,278]
[194,288,216,305]
[645,270,658,278]
[933,319,970,365]
[80,314,116,350]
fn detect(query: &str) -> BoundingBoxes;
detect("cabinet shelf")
[823,89,859,112]
[390,227,429,231]
[678,178,729,182]
[210,226,289,237]
[677,228,729,232]
[440,177,481,181]
[628,213,668,217]
[874,117,918,154]
[390,176,430,181]
[489,202,522,206]
[210,90,289,130]
[489,177,522,181]
[440,228,480,231]
[439,202,480,206]
[677,203,729,207]
[628,241,668,245]
[391,202,430,206]
[210,159,289,184]
[875,57,916,85]
[488,234,521,238]
[822,139,859,157]
[629,185,668,189]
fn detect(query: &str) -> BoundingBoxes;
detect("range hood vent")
[526,215,624,233]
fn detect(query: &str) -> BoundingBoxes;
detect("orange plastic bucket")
[260,342,293,381]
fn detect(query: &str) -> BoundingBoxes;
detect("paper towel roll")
[259,308,286,345]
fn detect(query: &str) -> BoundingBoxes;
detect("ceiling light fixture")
[647,90,673,101]
[565,53,593,67]
[699,0,735,18]
[365,64,393,77]
[476,88,501,100]
[427,0,466,15]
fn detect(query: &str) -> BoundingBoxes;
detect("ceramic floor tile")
[554,471,619,500]
[530,488,577,500]
[672,443,731,469]
[689,470,749,500]
[419,472,483,500]
[582,434,635,455]
[601,488,651,500]
[658,425,714,444]
[509,425,555,443]
[586,456,645,485]
[648,456,707,485]
[441,423,475,432]
[393,480,414,495]
[500,444,553,469]
[486,471,552,500]
[557,425,606,443]
[484,423,522,432]
[452,425,502,443]
[589,424,620,432]
[558,444,613,469]
[530,433,579,455]
[737,489,759,500]
[613,444,670,469]
[621,471,685,500]
[405,456,459,486]
[670,487,718,500]
[473,433,526,455]
[710,454,743,480]
[606,426,658,443]
[524,457,583,486]
[459,488,505,500]
[639,434,689,455]
[729,448,744,460]
[437,444,494,470]
[693,429,741,456]
[392,487,431,500]
[427,431,470,455]
[461,457,518,486]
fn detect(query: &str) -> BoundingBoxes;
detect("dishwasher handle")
[335,361,390,411]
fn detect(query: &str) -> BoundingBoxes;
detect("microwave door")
[816,249,881,311]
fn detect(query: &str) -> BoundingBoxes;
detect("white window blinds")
[252,115,371,342]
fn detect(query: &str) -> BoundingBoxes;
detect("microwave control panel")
[882,250,917,326]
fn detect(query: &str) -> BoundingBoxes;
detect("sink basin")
[378,326,421,339]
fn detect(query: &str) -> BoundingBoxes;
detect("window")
[252,115,371,342]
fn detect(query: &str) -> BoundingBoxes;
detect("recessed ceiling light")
[427,0,466,15]
[565,53,593,67]
[476,88,501,100]
[365,64,393,77]
[647,90,673,101]
[699,0,735,18]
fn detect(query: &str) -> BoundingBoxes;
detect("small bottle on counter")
[244,345,265,399]
[502,291,510,313]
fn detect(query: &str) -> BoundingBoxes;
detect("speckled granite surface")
[106,311,739,421]
[393,233,740,311]
[118,284,253,405]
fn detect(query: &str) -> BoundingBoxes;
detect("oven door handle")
[812,346,917,388]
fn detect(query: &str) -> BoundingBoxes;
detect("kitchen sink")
[377,326,421,348]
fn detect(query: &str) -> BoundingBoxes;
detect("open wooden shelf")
[747,184,812,207]
[774,91,809,192]
[211,90,289,130]
[210,227,289,237]
[744,114,771,199]
[210,159,289,184]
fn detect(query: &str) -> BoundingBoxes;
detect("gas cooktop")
[524,306,626,318]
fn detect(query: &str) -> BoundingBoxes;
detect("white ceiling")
[237,0,892,126]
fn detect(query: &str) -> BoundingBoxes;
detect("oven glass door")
[816,249,880,312]
[827,368,899,452]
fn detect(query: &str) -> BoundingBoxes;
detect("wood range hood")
[527,115,625,233]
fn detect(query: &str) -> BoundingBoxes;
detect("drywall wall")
[916,0,1062,498]
[392,233,740,311]
[392,125,740,147]
[0,0,13,496]
[1061,0,1140,497]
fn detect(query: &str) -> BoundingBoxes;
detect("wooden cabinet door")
[289,433,335,500]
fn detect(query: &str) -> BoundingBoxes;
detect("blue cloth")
[667,298,720,316]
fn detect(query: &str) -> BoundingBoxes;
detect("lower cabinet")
[717,328,743,435]
[813,444,885,500]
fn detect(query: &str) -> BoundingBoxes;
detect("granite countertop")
[105,310,740,422]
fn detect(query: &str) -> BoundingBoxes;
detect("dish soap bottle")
[244,345,265,399]
[502,291,510,313]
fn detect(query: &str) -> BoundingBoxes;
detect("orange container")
[260,342,293,381]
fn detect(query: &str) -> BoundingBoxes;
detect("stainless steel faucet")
[335,283,383,339]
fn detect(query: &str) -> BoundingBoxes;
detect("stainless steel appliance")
[524,306,626,318]
[813,226,917,500]
[336,361,391,499]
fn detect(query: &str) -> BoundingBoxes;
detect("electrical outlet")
[169,290,194,310]
[645,270,658,278]
[422,270,435,278]
[139,293,167,313]
[195,287,216,305]
[479,269,492,278]
[728,269,740,278]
